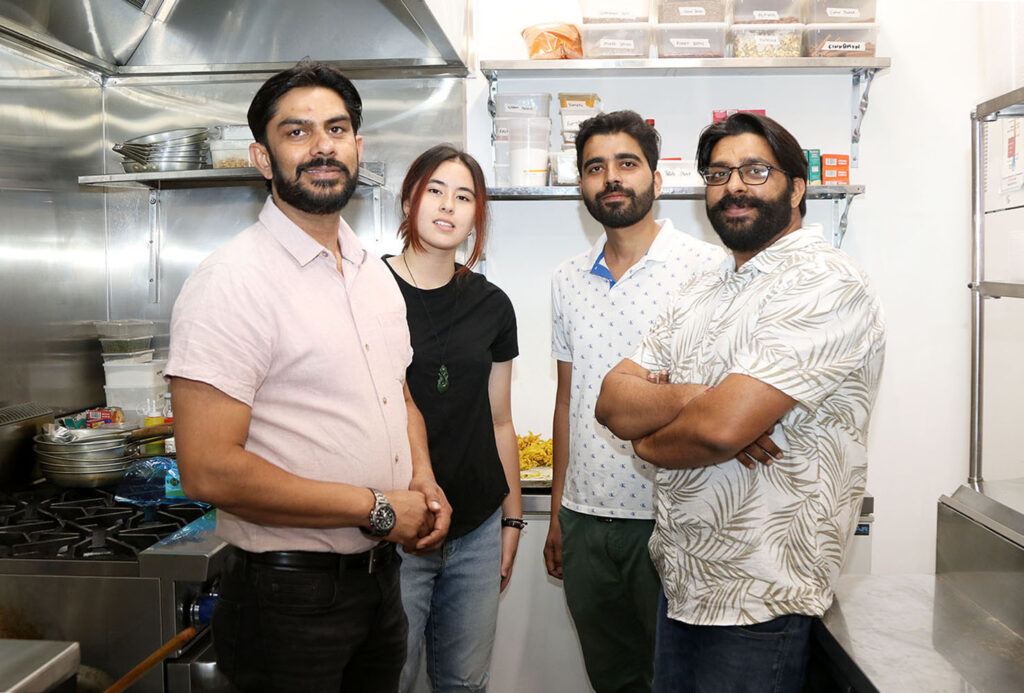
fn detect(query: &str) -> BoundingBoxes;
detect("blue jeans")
[653,591,813,693]
[398,508,501,693]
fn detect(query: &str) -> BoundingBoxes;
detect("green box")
[803,148,822,183]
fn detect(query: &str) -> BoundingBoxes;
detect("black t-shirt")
[384,257,519,539]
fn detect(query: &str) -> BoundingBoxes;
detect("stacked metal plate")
[114,127,210,173]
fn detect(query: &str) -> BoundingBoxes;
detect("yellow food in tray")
[518,431,553,470]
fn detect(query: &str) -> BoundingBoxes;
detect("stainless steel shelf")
[973,281,1024,299]
[481,57,891,79]
[488,184,864,201]
[78,165,385,190]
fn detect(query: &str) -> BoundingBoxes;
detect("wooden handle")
[103,626,197,693]
[129,422,174,439]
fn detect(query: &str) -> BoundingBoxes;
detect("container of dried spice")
[732,0,803,24]
[656,0,729,24]
[656,23,727,58]
[729,23,804,57]
[579,0,650,23]
[804,23,877,57]
[806,0,876,23]
[581,23,652,59]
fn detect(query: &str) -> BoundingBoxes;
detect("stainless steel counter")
[0,639,79,693]
[819,574,1024,692]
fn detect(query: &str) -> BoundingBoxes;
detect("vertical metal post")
[968,111,987,489]
[148,188,162,304]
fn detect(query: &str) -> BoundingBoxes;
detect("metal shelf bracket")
[850,68,879,168]
[832,193,858,248]
[148,188,162,304]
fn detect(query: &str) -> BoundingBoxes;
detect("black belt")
[240,542,397,575]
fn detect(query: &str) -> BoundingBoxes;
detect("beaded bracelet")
[501,517,527,530]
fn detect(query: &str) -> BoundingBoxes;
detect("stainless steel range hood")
[0,0,469,76]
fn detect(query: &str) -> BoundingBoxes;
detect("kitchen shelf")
[480,57,891,79]
[78,165,385,190]
[972,281,1024,300]
[487,185,864,201]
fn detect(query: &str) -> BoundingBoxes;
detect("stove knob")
[189,593,218,627]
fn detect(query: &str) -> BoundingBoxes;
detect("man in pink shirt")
[165,62,451,692]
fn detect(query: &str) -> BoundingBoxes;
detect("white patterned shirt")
[631,228,885,625]
[551,219,725,519]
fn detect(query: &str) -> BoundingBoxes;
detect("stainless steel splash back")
[101,76,465,328]
[0,37,106,413]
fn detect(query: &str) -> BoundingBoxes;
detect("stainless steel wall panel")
[101,77,464,329]
[0,37,105,413]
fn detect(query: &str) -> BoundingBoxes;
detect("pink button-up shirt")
[166,197,413,554]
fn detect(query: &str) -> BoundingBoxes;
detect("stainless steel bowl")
[122,127,209,147]
[41,465,131,488]
[34,433,141,455]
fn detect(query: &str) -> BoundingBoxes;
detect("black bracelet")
[501,517,527,530]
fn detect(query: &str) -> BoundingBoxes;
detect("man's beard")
[270,153,358,215]
[706,183,794,253]
[583,180,655,229]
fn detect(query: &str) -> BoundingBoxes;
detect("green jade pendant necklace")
[403,253,460,394]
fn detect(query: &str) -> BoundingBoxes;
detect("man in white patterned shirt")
[595,113,885,693]
[545,111,725,693]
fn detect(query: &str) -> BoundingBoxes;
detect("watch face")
[371,504,396,535]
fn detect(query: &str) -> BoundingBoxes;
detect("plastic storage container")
[806,0,876,23]
[508,117,552,187]
[493,117,515,186]
[732,0,803,23]
[656,22,727,57]
[658,159,702,186]
[582,23,652,59]
[94,319,154,339]
[580,0,649,23]
[100,336,154,354]
[730,23,804,57]
[209,124,251,140]
[804,23,877,56]
[494,92,551,117]
[210,139,253,168]
[104,384,169,415]
[656,0,729,23]
[102,359,167,388]
[101,349,155,364]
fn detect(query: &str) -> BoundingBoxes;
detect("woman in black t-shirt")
[383,145,522,693]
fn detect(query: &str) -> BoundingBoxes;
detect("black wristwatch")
[363,488,396,538]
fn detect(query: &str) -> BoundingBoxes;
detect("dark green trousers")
[560,506,661,693]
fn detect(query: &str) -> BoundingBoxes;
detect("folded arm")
[595,358,709,441]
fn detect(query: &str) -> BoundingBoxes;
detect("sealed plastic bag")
[522,23,583,60]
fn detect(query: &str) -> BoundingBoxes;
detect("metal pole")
[968,110,988,489]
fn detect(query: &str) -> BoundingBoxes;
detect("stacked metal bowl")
[34,429,143,487]
[114,127,210,173]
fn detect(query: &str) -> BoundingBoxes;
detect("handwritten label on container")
[597,10,635,19]
[754,35,782,49]
[671,38,712,48]
[503,103,536,114]
[678,7,707,16]
[496,127,510,138]
[826,7,861,19]
[823,41,866,52]
[753,10,780,20]
[599,38,636,50]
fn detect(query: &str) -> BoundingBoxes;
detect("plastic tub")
[580,0,649,23]
[210,139,253,169]
[582,23,652,59]
[102,359,167,388]
[508,117,552,187]
[100,336,153,354]
[209,124,251,140]
[804,23,877,56]
[656,0,730,24]
[94,319,154,339]
[101,349,155,364]
[494,93,551,117]
[104,384,169,415]
[656,22,727,57]
[658,159,701,186]
[730,23,804,57]
[732,0,803,23]
[806,0,876,23]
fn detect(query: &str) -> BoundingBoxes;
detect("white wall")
[467,0,1023,574]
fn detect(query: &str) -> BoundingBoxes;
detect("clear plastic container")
[658,159,701,186]
[209,124,251,140]
[508,117,552,187]
[580,0,650,23]
[102,359,167,388]
[730,23,804,57]
[94,319,154,339]
[494,93,552,117]
[804,23,877,56]
[656,0,730,24]
[732,0,804,24]
[104,384,169,415]
[806,0,876,23]
[100,336,154,354]
[101,349,155,364]
[210,139,253,168]
[582,23,652,59]
[656,22,727,57]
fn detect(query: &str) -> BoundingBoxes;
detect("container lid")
[582,22,652,30]
[102,358,167,371]
[730,23,805,30]
[656,21,727,29]
[805,22,878,30]
[496,92,552,99]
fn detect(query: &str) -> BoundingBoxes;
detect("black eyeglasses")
[700,163,789,186]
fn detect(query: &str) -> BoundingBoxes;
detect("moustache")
[296,157,351,177]
[600,183,635,201]
[713,194,767,212]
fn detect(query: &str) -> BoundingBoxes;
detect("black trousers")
[213,544,407,692]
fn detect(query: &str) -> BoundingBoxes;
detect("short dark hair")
[247,61,363,145]
[575,110,661,176]
[696,112,808,216]
[399,145,489,276]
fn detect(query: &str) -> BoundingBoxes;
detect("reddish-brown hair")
[398,145,488,276]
